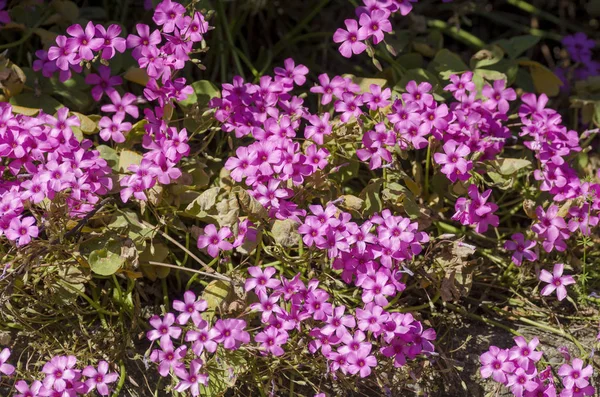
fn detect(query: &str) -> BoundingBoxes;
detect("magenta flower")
[310,74,345,105]
[66,21,103,61]
[186,324,218,356]
[41,355,79,391]
[101,91,139,118]
[212,318,250,350]
[508,336,543,370]
[506,368,538,396]
[305,289,333,321]
[333,19,368,58]
[304,112,332,145]
[504,233,537,266]
[539,263,575,301]
[0,348,15,376]
[245,266,280,293]
[126,24,162,59]
[250,291,283,322]
[480,346,514,384]
[482,79,516,113]
[433,140,472,183]
[356,303,388,333]
[98,114,131,143]
[173,360,208,396]
[5,216,38,246]
[532,205,568,252]
[94,24,126,60]
[172,290,207,326]
[255,326,289,356]
[47,35,79,71]
[197,224,233,257]
[33,50,58,78]
[347,345,377,378]
[150,339,187,377]
[559,358,593,389]
[14,380,46,397]
[362,84,391,110]
[361,271,396,306]
[153,0,186,33]
[147,313,182,343]
[359,9,392,44]
[321,306,357,339]
[402,81,434,108]
[82,361,119,396]
[335,93,364,123]
[274,58,309,87]
[85,65,122,101]
[445,72,476,99]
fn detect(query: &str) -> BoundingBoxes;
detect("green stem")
[424,136,432,199]
[216,0,245,78]
[427,20,486,49]
[474,11,563,42]
[110,360,126,397]
[0,9,52,50]
[505,0,581,32]
[57,281,119,316]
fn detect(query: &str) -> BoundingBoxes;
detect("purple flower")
[66,22,103,61]
[304,112,332,145]
[153,0,186,33]
[359,9,392,44]
[245,266,280,293]
[356,303,388,333]
[532,205,568,252]
[508,336,543,370]
[482,79,516,113]
[101,91,139,118]
[361,271,396,306]
[504,233,537,266]
[562,33,595,63]
[347,345,377,378]
[186,324,218,356]
[433,140,472,182]
[127,24,162,59]
[212,318,250,350]
[33,50,58,78]
[173,360,208,396]
[41,355,79,391]
[402,81,433,108]
[255,326,289,356]
[321,306,356,338]
[94,24,126,60]
[85,65,122,101]
[147,313,182,344]
[14,380,46,397]
[335,93,364,123]
[82,361,119,396]
[5,216,38,246]
[310,74,345,105]
[559,358,593,389]
[47,35,79,71]
[98,113,131,143]
[274,58,309,87]
[507,368,539,396]
[150,339,186,377]
[362,84,391,110]
[0,348,15,376]
[333,19,368,58]
[480,346,514,384]
[172,290,207,326]
[197,224,233,257]
[539,263,575,301]
[250,291,283,322]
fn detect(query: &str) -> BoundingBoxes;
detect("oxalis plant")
[0,0,599,396]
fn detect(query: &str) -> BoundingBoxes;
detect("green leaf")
[185,187,221,217]
[271,219,299,247]
[73,112,98,134]
[360,179,383,217]
[88,240,124,276]
[519,60,563,97]
[96,145,119,172]
[430,49,469,78]
[178,80,221,107]
[202,280,232,313]
[495,35,540,60]
[53,0,80,23]
[492,158,532,175]
[470,45,504,69]
[354,77,387,93]
[118,150,143,172]
[10,93,62,114]
[396,53,424,70]
[139,243,170,280]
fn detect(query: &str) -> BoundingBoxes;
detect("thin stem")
[427,20,486,49]
[149,261,232,282]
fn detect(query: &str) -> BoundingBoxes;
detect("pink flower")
[98,113,131,143]
[153,0,186,33]
[5,216,38,246]
[304,112,332,145]
[0,348,15,376]
[186,324,218,356]
[310,74,345,105]
[85,65,122,101]
[358,9,392,44]
[362,84,391,110]
[147,313,182,344]
[14,380,46,397]
[41,355,79,391]
[433,140,472,182]
[539,263,575,301]
[274,58,309,87]
[558,358,593,389]
[47,35,79,71]
[480,346,514,384]
[335,92,364,123]
[255,326,288,356]
[508,336,543,370]
[94,24,126,59]
[82,361,119,396]
[197,224,233,257]
[150,339,186,377]
[506,368,539,396]
[504,233,537,266]
[321,306,356,339]
[173,360,208,396]
[347,345,377,378]
[333,19,368,58]
[245,266,280,293]
[66,21,103,61]
[482,79,516,113]
[101,91,139,118]
[361,271,396,306]
[212,318,250,350]
[172,290,207,326]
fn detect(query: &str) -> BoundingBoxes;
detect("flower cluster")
[0,347,118,396]
[333,0,453,58]
[557,32,598,89]
[452,184,499,234]
[196,220,257,258]
[146,290,247,395]
[480,337,595,397]
[0,104,113,246]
